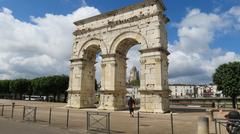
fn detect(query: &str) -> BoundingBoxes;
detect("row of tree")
[0,75,69,102]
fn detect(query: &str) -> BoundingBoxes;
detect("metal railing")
[23,106,37,121]
[0,103,185,134]
[215,118,240,134]
[87,111,110,134]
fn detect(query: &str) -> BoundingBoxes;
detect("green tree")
[55,75,69,102]
[39,76,51,101]
[9,79,30,100]
[31,75,69,102]
[0,80,11,98]
[31,77,42,96]
[213,61,240,108]
[48,75,69,102]
[25,80,33,100]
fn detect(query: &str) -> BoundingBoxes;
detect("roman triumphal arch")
[66,0,171,113]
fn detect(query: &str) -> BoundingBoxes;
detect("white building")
[169,84,220,98]
[169,84,196,98]
[196,84,220,98]
[126,86,141,99]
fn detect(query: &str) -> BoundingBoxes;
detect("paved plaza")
[0,99,231,134]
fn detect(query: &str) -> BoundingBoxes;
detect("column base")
[139,90,170,113]
[66,92,96,109]
[98,90,127,111]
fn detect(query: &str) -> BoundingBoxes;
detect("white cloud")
[169,7,240,84]
[227,6,240,30]
[0,6,100,79]
[1,4,239,86]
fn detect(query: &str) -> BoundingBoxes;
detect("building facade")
[169,84,220,98]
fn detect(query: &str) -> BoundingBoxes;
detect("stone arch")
[109,31,148,54]
[67,0,170,113]
[78,38,108,59]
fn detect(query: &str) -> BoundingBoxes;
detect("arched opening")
[114,38,141,107]
[80,44,102,108]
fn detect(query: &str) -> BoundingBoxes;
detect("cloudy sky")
[0,0,239,84]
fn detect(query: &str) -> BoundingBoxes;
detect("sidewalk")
[0,99,230,134]
[0,117,88,134]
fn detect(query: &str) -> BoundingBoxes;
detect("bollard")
[137,112,140,134]
[66,109,69,128]
[198,117,209,134]
[108,113,110,134]
[11,102,15,118]
[23,106,25,120]
[1,105,3,116]
[170,112,174,134]
[87,112,89,131]
[49,108,52,125]
[34,107,37,122]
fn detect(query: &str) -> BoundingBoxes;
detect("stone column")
[139,49,170,113]
[66,58,96,108]
[98,54,127,110]
[66,65,74,107]
[114,54,128,110]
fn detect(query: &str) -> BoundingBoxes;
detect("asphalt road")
[0,118,85,134]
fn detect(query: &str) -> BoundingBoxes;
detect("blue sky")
[0,0,239,84]
[1,0,239,52]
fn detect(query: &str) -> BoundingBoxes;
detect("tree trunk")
[20,94,23,100]
[53,95,56,102]
[232,95,237,109]
[28,95,31,101]
[46,95,49,102]
[57,94,60,102]
[14,93,17,100]
[64,93,67,103]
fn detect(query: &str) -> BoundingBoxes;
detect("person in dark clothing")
[225,110,240,134]
[128,97,136,117]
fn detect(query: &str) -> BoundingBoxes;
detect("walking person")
[128,97,135,117]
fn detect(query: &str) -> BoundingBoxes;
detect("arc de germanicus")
[66,0,171,113]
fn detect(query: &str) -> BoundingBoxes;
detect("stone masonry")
[66,0,171,113]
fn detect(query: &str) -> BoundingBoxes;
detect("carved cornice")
[67,90,82,94]
[98,90,115,94]
[163,14,170,24]
[155,58,162,63]
[70,58,86,63]
[101,54,116,58]
[111,63,117,67]
[140,59,146,64]
[73,11,163,36]
[74,0,166,26]
[139,47,170,55]
[101,63,106,68]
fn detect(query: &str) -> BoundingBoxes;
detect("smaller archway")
[110,32,148,54]
[81,44,102,108]
[109,36,143,110]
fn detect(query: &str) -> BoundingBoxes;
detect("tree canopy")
[213,61,240,108]
[0,75,69,102]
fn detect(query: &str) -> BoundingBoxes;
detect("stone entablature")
[67,0,170,113]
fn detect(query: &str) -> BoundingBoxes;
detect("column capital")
[70,58,86,63]
[139,47,170,55]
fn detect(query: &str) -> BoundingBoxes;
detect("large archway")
[67,39,103,108]
[67,0,171,113]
